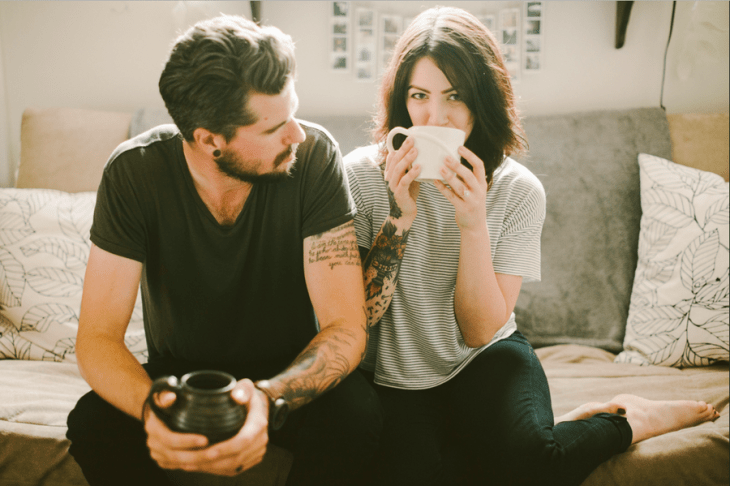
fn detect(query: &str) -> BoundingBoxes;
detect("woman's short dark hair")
[159,15,295,142]
[373,7,527,183]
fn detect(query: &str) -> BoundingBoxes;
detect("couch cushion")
[16,107,132,193]
[0,188,146,362]
[615,154,729,367]
[513,108,672,352]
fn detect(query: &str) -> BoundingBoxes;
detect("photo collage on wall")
[355,7,376,81]
[330,2,350,72]
[523,1,544,72]
[329,2,405,81]
[330,2,544,81]
[378,14,403,76]
[499,8,521,83]
[477,14,496,35]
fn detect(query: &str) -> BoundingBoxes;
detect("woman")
[344,7,718,486]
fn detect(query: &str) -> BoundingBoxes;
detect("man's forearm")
[77,333,152,420]
[261,318,365,410]
[274,220,368,410]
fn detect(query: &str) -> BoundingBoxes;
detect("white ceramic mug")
[386,126,466,182]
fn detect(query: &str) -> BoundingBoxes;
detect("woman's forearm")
[454,224,509,347]
[362,216,412,327]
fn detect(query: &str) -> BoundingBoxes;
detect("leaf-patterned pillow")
[0,188,147,363]
[615,154,729,367]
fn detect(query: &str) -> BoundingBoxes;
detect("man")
[66,15,381,486]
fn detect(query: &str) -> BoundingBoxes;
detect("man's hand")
[144,378,270,476]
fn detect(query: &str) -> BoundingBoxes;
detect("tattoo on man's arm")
[307,223,361,271]
[274,324,359,410]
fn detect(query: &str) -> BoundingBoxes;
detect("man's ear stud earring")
[213,149,221,157]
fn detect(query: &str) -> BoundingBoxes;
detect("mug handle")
[386,127,410,153]
[146,375,180,425]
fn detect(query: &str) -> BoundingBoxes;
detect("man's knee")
[299,370,383,442]
[67,391,170,486]
[329,371,383,430]
[67,390,142,443]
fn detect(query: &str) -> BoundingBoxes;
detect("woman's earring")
[213,149,221,158]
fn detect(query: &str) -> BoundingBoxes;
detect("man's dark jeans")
[67,359,382,486]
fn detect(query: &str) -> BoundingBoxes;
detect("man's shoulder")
[107,124,181,170]
[296,119,339,156]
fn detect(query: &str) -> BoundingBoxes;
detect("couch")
[0,106,727,486]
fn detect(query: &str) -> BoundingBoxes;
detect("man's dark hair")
[159,15,296,142]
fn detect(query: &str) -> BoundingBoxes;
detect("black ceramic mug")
[147,370,246,444]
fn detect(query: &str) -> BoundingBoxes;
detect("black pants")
[67,359,382,486]
[365,332,632,486]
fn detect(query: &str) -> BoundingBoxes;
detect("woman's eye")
[410,92,426,100]
[449,93,462,101]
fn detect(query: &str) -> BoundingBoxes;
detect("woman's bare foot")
[555,401,624,425]
[610,394,719,444]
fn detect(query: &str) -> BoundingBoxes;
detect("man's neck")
[182,141,252,226]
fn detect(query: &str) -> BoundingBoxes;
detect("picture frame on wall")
[330,2,350,72]
[478,14,496,34]
[378,14,402,75]
[355,7,377,82]
[523,1,544,72]
[499,8,521,83]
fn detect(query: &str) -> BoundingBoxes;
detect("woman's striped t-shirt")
[345,145,546,390]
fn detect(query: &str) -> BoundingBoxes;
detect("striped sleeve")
[491,168,546,283]
[345,146,383,250]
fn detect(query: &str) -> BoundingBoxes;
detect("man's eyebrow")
[262,120,287,135]
[261,97,299,135]
[408,84,457,95]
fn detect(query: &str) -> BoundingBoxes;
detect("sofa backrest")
[11,106,727,355]
[16,108,132,193]
[512,108,673,351]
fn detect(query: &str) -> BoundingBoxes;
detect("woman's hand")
[384,136,421,224]
[434,145,488,232]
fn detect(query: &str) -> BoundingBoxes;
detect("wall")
[662,1,729,113]
[266,0,676,117]
[0,1,728,187]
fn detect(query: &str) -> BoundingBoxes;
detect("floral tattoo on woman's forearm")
[362,219,410,325]
[387,186,403,219]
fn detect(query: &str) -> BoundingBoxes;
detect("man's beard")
[214,145,296,183]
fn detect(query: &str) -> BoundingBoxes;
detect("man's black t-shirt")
[91,122,355,374]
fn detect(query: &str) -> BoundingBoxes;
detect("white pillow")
[616,154,729,367]
[0,188,146,363]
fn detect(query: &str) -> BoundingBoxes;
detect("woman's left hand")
[434,146,488,232]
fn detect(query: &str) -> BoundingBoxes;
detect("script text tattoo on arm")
[273,222,366,410]
[307,224,361,271]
